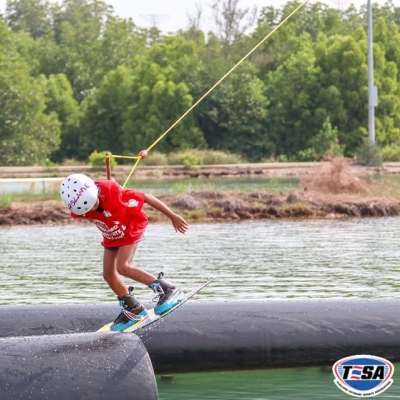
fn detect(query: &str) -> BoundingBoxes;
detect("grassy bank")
[2,159,400,225]
[3,173,400,208]
[0,177,300,207]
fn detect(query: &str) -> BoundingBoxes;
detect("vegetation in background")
[301,158,366,194]
[7,164,400,216]
[296,118,344,161]
[355,140,383,166]
[381,144,400,162]
[0,191,60,205]
[139,149,246,166]
[1,0,400,165]
[88,150,117,169]
[0,194,12,207]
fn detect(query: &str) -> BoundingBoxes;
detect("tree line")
[1,0,400,166]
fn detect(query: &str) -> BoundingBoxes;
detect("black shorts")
[104,246,120,252]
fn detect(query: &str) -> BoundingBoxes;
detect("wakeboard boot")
[110,287,148,331]
[149,272,185,315]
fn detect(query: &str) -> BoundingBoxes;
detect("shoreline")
[1,190,399,226]
[1,161,400,225]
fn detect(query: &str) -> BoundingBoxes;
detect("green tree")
[194,60,269,161]
[80,66,134,158]
[252,1,345,74]
[5,0,52,39]
[297,117,343,161]
[48,0,112,101]
[121,57,205,154]
[97,16,147,73]
[265,37,321,158]
[367,17,400,148]
[314,32,369,155]
[45,73,81,162]
[0,20,60,165]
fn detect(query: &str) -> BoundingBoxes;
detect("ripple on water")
[1,218,400,304]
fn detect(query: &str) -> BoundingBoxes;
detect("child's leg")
[105,244,184,317]
[114,243,157,286]
[103,248,130,297]
[104,245,150,331]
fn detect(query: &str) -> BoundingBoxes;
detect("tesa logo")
[333,355,394,397]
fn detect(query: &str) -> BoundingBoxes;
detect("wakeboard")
[97,277,214,333]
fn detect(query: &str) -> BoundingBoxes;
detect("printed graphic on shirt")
[91,219,126,240]
[126,199,139,208]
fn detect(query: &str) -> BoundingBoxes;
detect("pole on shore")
[367,0,377,144]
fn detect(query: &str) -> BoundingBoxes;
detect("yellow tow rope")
[107,0,310,188]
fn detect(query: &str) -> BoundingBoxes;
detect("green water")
[157,366,400,399]
[126,177,299,194]
[0,176,299,198]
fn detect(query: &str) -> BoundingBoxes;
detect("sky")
[0,0,394,33]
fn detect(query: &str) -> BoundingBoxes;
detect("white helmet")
[60,174,98,215]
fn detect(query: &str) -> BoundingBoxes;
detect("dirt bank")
[2,161,400,225]
[1,190,399,226]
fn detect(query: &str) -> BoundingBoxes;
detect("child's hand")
[171,214,189,234]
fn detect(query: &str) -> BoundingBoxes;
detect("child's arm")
[144,193,189,234]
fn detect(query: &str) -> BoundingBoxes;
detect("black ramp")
[1,300,400,373]
[0,332,158,400]
[136,299,400,373]
[0,303,116,337]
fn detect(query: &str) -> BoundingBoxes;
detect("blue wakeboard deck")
[97,278,214,333]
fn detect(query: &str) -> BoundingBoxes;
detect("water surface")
[2,217,400,399]
[157,366,400,400]
[1,217,400,305]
